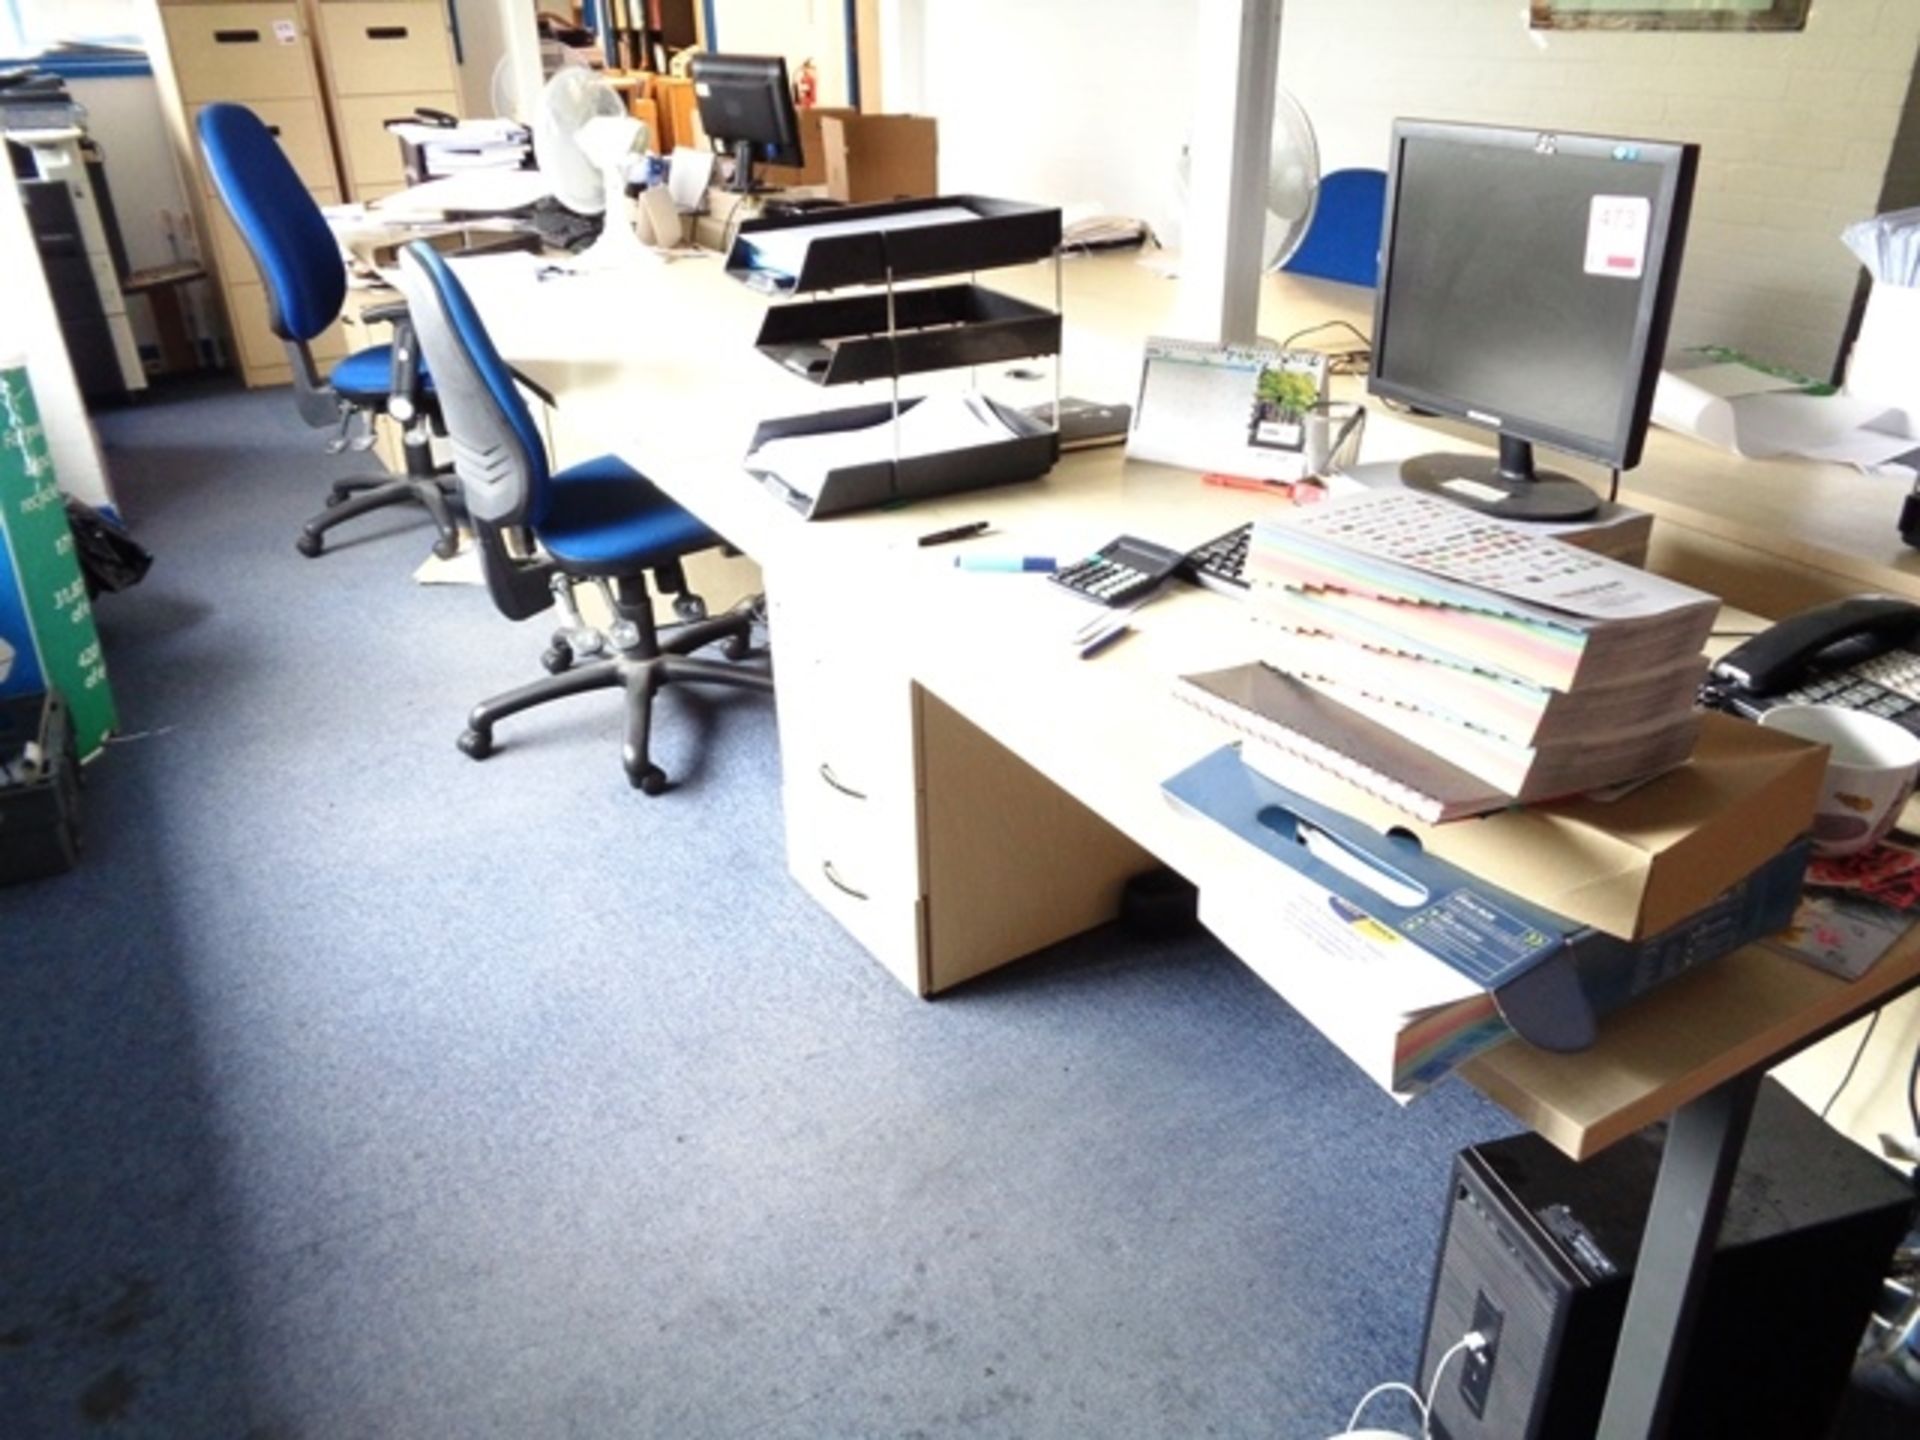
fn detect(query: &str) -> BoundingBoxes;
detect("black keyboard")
[1181,523,1252,594]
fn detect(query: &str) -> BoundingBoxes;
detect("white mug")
[1758,703,1920,857]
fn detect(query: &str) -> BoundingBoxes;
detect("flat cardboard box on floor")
[821,114,938,203]
[1261,711,1826,940]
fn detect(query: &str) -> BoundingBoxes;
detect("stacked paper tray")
[724,195,1062,295]
[744,396,1057,521]
[753,284,1062,386]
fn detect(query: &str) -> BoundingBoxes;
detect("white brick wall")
[1282,0,1920,375]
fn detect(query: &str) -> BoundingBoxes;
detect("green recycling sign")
[0,363,116,759]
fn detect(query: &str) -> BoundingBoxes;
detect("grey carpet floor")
[0,379,1514,1439]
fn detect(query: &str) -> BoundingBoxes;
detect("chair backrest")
[195,104,345,346]
[393,241,555,620]
[1282,168,1388,288]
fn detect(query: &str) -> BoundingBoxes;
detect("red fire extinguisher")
[795,58,818,108]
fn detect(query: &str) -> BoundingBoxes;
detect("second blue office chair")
[196,103,460,560]
[1283,168,1388,288]
[392,241,772,793]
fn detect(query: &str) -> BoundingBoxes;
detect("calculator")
[1051,535,1188,607]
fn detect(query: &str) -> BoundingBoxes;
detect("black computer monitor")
[688,53,803,194]
[1368,120,1697,521]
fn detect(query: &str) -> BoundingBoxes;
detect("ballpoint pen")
[917,521,990,547]
[1326,407,1364,465]
[954,555,1055,572]
[1077,620,1133,659]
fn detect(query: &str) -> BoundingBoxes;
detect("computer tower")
[1420,1080,1913,1439]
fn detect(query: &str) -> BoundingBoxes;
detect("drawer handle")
[213,29,261,44]
[821,861,869,901]
[366,26,411,40]
[818,762,866,801]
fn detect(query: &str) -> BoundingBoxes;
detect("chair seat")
[534,455,718,574]
[328,345,436,403]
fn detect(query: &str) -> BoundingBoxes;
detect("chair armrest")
[361,299,410,327]
[510,367,556,410]
[386,310,427,421]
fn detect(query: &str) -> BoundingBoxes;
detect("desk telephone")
[1703,595,1920,735]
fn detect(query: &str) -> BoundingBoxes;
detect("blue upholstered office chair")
[196,103,460,560]
[392,241,772,793]
[1282,168,1388,288]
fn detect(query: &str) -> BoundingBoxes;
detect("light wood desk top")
[481,245,1920,604]
[456,246,1920,1158]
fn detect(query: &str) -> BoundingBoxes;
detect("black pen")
[917,520,990,547]
[1077,618,1133,659]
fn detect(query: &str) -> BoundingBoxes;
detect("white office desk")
[460,248,1920,1438]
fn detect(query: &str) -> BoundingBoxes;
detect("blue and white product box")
[1164,745,1811,1056]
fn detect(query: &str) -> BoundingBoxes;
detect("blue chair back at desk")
[392,242,773,793]
[194,103,459,560]
[1282,168,1387,288]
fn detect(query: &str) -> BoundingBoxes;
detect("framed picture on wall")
[1530,0,1811,30]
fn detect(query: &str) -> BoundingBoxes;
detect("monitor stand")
[1400,434,1601,522]
[725,140,768,194]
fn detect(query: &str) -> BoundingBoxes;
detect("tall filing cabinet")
[145,1,346,388]
[310,1,462,202]
[141,0,462,387]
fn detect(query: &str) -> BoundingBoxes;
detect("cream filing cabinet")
[147,1,345,387]
[311,0,462,202]
[144,0,462,386]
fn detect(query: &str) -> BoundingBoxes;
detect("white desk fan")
[532,66,650,267]
[1177,86,1321,270]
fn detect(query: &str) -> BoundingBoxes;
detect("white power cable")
[1421,1333,1486,1439]
[1341,1379,1426,1436]
[1330,1329,1489,1440]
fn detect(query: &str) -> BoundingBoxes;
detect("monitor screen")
[1369,121,1697,520]
[689,53,802,192]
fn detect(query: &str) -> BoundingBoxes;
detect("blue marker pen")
[955,555,1056,573]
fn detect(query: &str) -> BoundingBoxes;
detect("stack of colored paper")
[1228,490,1719,816]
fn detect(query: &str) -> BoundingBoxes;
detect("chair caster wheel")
[721,631,752,662]
[630,764,668,795]
[431,532,460,561]
[296,532,324,558]
[458,728,493,760]
[541,642,573,675]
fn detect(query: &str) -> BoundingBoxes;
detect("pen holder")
[1305,402,1365,476]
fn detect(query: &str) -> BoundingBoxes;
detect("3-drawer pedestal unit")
[723,197,1159,995]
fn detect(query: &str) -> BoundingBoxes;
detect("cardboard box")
[1259,712,1825,940]
[1164,746,1812,1095]
[1844,279,1920,433]
[651,75,699,155]
[629,97,662,154]
[821,114,938,204]
[762,106,858,189]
